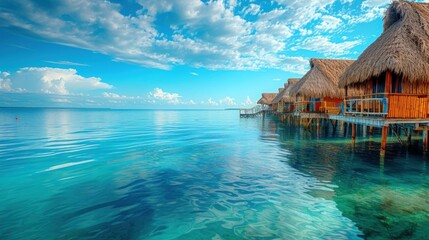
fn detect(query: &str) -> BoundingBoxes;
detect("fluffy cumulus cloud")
[0,71,12,91]
[202,96,254,107]
[206,98,219,106]
[241,96,253,106]
[148,88,181,104]
[0,67,112,94]
[219,96,237,106]
[0,0,365,73]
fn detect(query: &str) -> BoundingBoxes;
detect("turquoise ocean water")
[0,108,427,239]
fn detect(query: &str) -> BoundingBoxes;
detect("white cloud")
[0,0,336,73]
[242,96,253,106]
[269,0,336,29]
[362,0,390,8]
[207,98,219,106]
[0,71,12,91]
[190,72,199,76]
[52,98,71,103]
[45,60,88,66]
[347,0,390,24]
[280,56,309,74]
[243,4,261,16]
[102,92,130,99]
[0,67,111,95]
[298,28,313,36]
[148,88,181,104]
[315,16,342,32]
[273,78,281,81]
[293,36,361,56]
[219,96,237,106]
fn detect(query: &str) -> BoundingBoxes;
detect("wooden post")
[381,125,388,156]
[423,130,429,152]
[369,126,374,136]
[407,132,412,146]
[385,70,392,117]
[414,129,420,145]
[385,70,392,94]
[352,124,356,145]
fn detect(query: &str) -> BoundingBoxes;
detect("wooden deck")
[329,115,429,128]
[298,112,326,119]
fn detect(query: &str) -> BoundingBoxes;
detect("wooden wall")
[388,95,429,118]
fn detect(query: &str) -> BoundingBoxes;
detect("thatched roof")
[272,78,300,103]
[291,59,354,98]
[257,93,277,105]
[340,1,429,87]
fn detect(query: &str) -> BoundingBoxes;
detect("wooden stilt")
[352,124,356,145]
[369,126,374,136]
[413,129,420,145]
[381,125,388,156]
[407,128,411,146]
[423,130,429,152]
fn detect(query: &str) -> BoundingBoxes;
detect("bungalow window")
[391,74,402,93]
[371,72,402,96]
[372,76,385,98]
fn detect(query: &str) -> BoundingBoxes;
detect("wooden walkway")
[240,105,271,118]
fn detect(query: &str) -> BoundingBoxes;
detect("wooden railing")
[344,93,429,118]
[321,101,342,114]
[344,95,387,116]
[276,102,295,113]
[294,100,339,113]
[240,104,270,115]
[294,101,311,112]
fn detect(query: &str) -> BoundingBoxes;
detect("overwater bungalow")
[271,87,284,112]
[337,0,429,155]
[257,93,277,111]
[272,78,300,114]
[290,58,354,115]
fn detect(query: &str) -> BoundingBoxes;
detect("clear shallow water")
[0,108,426,239]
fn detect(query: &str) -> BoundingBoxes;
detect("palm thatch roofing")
[340,1,429,87]
[272,78,300,103]
[257,93,277,105]
[290,59,354,98]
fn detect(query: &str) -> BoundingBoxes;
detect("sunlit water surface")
[0,108,427,239]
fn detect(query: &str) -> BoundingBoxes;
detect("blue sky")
[0,0,424,109]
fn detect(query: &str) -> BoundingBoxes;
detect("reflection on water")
[0,108,427,239]
[271,118,429,239]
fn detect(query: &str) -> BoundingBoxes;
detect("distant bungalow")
[290,58,354,115]
[271,87,284,112]
[257,93,277,110]
[272,78,300,114]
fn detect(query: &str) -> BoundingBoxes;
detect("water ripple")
[0,109,369,239]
